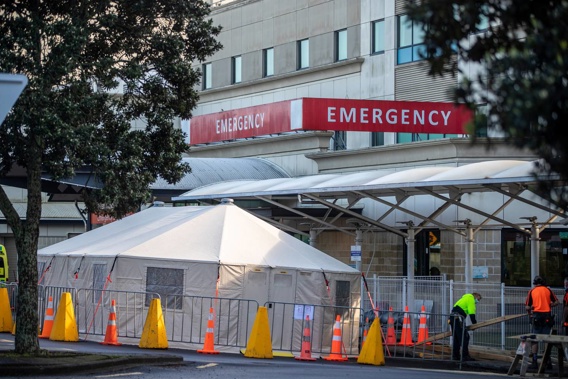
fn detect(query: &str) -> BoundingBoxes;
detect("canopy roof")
[38,202,357,273]
[172,160,566,239]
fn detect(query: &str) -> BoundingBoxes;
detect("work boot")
[452,355,461,361]
[462,355,475,362]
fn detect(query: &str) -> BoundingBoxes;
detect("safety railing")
[6,282,563,357]
[160,293,259,349]
[72,289,258,349]
[265,301,361,355]
[75,288,160,340]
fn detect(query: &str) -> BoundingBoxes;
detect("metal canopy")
[173,159,566,239]
[173,159,567,286]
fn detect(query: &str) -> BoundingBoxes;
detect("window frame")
[335,29,347,62]
[231,55,242,84]
[145,266,184,310]
[263,47,274,77]
[202,62,212,90]
[397,14,426,64]
[371,132,384,147]
[371,19,385,55]
[297,38,310,70]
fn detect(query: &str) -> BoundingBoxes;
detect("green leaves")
[0,0,221,218]
[406,0,568,209]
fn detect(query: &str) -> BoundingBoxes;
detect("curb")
[0,353,184,377]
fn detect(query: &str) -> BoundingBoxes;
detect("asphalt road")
[0,335,511,379]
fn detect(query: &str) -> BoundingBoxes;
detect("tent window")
[93,264,107,302]
[248,271,267,285]
[335,280,350,316]
[274,274,292,287]
[145,267,183,310]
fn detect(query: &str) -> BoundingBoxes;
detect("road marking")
[197,363,218,369]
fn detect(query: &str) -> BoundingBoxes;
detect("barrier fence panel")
[38,285,77,329]
[8,282,564,357]
[76,288,160,340]
[162,294,258,349]
[265,301,361,356]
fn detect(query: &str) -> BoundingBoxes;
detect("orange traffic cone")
[295,315,316,361]
[361,317,369,349]
[417,305,430,345]
[385,307,397,346]
[39,296,54,339]
[101,299,121,346]
[323,315,348,361]
[398,305,413,346]
[198,307,219,354]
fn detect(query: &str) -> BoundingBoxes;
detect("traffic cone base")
[323,315,348,362]
[295,315,316,361]
[198,307,219,354]
[101,299,121,346]
[398,305,413,346]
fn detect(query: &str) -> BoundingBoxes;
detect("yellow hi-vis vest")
[0,244,8,282]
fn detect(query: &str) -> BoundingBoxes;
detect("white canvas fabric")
[38,203,361,351]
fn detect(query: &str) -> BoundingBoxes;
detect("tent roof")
[38,202,357,273]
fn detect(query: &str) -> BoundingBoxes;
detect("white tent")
[38,201,360,352]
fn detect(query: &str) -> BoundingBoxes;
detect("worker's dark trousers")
[449,315,469,359]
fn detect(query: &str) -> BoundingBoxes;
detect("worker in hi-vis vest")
[0,244,8,282]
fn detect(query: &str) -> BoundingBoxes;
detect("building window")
[396,133,458,144]
[202,63,212,90]
[371,132,384,146]
[371,20,385,54]
[297,39,309,70]
[397,14,425,64]
[502,228,568,287]
[263,48,274,77]
[335,29,347,61]
[332,131,346,151]
[231,56,242,84]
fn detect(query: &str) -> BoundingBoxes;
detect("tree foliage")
[405,0,568,209]
[0,0,221,353]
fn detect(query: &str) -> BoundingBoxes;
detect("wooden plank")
[414,313,526,346]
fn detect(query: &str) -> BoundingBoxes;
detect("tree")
[405,1,568,209]
[0,1,221,354]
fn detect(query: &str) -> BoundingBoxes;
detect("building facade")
[186,0,567,286]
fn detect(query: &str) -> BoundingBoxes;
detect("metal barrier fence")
[362,276,566,351]
[72,289,259,350]
[265,301,361,355]
[6,281,564,357]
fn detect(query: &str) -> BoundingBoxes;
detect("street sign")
[0,73,28,125]
[350,245,361,262]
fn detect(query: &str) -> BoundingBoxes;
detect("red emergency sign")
[188,98,473,145]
